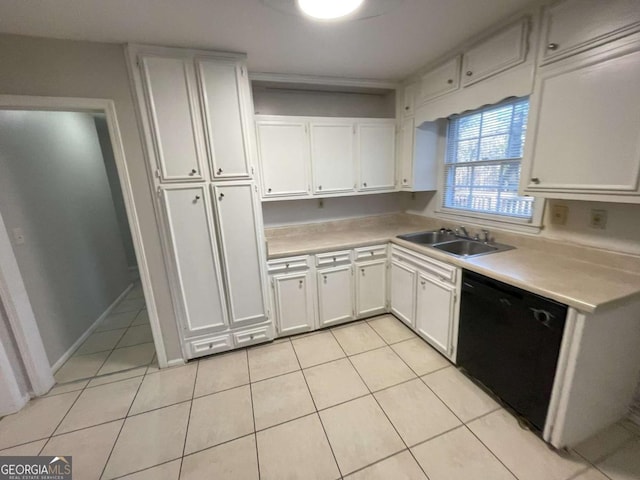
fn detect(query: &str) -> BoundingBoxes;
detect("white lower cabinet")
[415,271,458,357]
[390,260,417,328]
[355,259,387,317]
[390,245,460,360]
[317,264,355,327]
[271,269,315,336]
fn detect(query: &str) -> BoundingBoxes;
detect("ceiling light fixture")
[297,0,365,20]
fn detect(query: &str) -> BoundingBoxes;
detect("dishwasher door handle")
[530,307,554,327]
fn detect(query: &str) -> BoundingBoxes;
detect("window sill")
[434,208,543,235]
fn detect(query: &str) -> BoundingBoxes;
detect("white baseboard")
[166,358,186,368]
[51,283,134,373]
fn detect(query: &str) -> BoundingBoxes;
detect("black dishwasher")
[457,270,568,432]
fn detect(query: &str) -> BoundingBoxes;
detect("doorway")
[0,97,164,409]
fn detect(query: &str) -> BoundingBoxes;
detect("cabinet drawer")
[354,245,388,260]
[186,334,233,359]
[391,245,457,283]
[316,250,352,267]
[233,325,272,347]
[268,255,311,273]
[540,0,640,65]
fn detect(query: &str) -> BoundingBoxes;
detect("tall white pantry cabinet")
[127,45,272,360]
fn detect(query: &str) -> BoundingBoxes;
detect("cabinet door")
[355,259,387,317]
[402,83,418,117]
[462,18,529,87]
[415,272,456,357]
[541,0,640,65]
[197,59,252,179]
[399,118,415,190]
[358,122,396,192]
[523,45,640,193]
[419,56,461,103]
[311,122,356,194]
[212,182,268,327]
[272,270,315,336]
[256,121,311,197]
[140,55,206,182]
[317,265,355,327]
[390,260,417,328]
[160,186,227,337]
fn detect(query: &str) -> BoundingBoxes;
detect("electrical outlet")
[12,227,25,245]
[590,209,608,229]
[550,205,568,225]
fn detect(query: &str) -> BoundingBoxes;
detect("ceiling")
[0,0,536,81]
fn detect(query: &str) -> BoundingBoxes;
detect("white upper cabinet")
[160,186,228,337]
[462,18,529,87]
[197,58,253,179]
[399,118,439,192]
[255,120,311,198]
[540,0,640,65]
[139,55,206,182]
[419,56,461,104]
[211,182,268,327]
[522,40,640,197]
[311,122,356,194]
[357,122,396,191]
[402,83,418,116]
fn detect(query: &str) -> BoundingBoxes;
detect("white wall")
[94,115,137,268]
[0,110,131,366]
[262,193,408,228]
[0,33,182,363]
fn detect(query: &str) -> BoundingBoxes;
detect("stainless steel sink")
[432,239,498,256]
[396,230,515,258]
[396,231,457,245]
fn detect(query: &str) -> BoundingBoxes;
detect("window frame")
[433,99,544,233]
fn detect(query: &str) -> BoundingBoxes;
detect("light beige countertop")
[265,214,640,314]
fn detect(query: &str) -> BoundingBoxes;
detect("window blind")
[443,97,534,219]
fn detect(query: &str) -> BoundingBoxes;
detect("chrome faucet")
[458,226,469,238]
[481,229,491,243]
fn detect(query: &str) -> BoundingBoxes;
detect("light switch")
[550,205,568,225]
[12,227,25,245]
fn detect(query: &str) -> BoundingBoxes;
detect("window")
[443,98,534,220]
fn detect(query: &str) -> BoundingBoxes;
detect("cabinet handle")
[421,280,426,286]
[190,169,197,175]
[323,275,327,282]
[219,193,225,200]
[194,195,201,201]
[447,79,453,84]
[466,71,473,76]
[299,280,304,286]
[318,185,322,191]
[530,177,541,184]
[403,178,407,184]
[405,106,410,110]
[332,257,336,262]
[363,182,367,187]
[267,188,272,193]
[285,263,290,268]
[217,168,223,175]
[361,268,365,275]
[547,43,559,51]
[370,251,374,256]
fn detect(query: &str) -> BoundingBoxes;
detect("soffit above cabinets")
[0,0,536,80]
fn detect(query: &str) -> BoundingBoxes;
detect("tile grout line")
[289,336,344,479]
[98,348,149,480]
[177,357,200,479]
[327,326,432,479]
[245,347,262,480]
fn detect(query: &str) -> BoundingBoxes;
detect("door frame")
[0,95,168,401]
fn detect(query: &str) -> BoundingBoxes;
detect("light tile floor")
[1,314,639,479]
[52,283,156,387]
